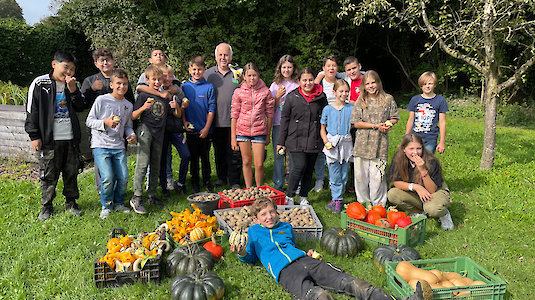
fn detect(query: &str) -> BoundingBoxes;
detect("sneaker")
[314,180,324,192]
[285,196,294,206]
[439,210,454,230]
[175,182,185,195]
[324,201,335,211]
[148,195,165,207]
[332,201,343,214]
[162,189,170,199]
[166,178,175,191]
[100,208,112,219]
[130,196,147,214]
[38,206,53,221]
[300,197,309,205]
[114,204,131,213]
[65,201,83,216]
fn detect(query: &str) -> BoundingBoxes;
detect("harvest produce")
[170,272,225,300]
[161,204,221,245]
[373,244,421,272]
[320,228,363,257]
[98,226,171,272]
[346,203,413,228]
[229,228,248,249]
[167,244,216,276]
[203,235,224,260]
[189,193,220,202]
[219,187,277,202]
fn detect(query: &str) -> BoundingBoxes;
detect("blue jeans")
[314,152,326,182]
[272,125,285,191]
[328,161,350,201]
[93,148,129,209]
[160,132,191,190]
[423,138,437,154]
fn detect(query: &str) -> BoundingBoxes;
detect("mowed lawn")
[0,110,534,299]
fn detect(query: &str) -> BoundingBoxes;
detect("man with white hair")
[204,43,242,189]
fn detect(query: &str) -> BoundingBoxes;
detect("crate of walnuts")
[213,205,323,241]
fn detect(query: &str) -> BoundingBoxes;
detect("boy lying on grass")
[231,197,430,300]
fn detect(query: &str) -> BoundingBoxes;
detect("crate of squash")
[217,185,285,209]
[214,205,323,240]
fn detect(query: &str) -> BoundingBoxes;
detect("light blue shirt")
[320,103,354,136]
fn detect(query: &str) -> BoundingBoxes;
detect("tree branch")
[385,35,419,89]
[497,53,535,93]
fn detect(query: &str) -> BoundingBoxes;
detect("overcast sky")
[18,0,55,25]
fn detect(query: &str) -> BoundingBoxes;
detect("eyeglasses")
[97,58,113,63]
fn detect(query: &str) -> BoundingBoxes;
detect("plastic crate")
[385,257,507,299]
[218,185,285,208]
[214,205,323,240]
[94,228,162,288]
[341,212,426,247]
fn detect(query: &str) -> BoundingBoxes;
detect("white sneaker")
[439,210,454,230]
[100,208,112,219]
[300,197,309,205]
[314,180,324,192]
[166,178,175,190]
[286,196,294,206]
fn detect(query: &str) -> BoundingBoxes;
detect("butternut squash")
[440,280,455,288]
[429,269,443,281]
[442,272,462,281]
[472,280,486,286]
[396,261,440,284]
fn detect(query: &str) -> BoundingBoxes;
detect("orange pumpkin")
[346,202,367,220]
[370,205,387,218]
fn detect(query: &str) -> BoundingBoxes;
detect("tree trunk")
[479,72,498,169]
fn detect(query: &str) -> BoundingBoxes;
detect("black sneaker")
[192,184,200,194]
[130,196,147,214]
[203,182,213,192]
[65,201,83,216]
[161,189,170,199]
[175,184,185,195]
[38,205,53,221]
[148,195,165,207]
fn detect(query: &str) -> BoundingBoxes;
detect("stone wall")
[0,105,37,162]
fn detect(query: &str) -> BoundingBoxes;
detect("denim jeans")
[314,152,326,182]
[93,148,129,209]
[328,161,350,201]
[271,125,285,191]
[423,138,437,153]
[160,132,190,191]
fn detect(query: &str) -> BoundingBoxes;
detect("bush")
[0,81,27,105]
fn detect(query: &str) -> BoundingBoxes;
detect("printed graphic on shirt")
[54,91,69,121]
[413,102,436,133]
[151,99,166,119]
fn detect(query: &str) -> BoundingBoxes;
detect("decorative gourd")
[395,215,412,228]
[375,218,393,228]
[370,205,387,218]
[229,228,248,248]
[373,244,421,272]
[346,202,367,220]
[320,228,363,257]
[387,206,406,224]
[170,272,225,300]
[189,227,206,242]
[366,211,381,225]
[203,235,224,260]
[166,244,215,276]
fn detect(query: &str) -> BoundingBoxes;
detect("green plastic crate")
[385,257,506,299]
[341,212,426,247]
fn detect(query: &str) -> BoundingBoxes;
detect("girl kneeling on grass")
[387,133,454,230]
[320,79,354,213]
[231,63,275,188]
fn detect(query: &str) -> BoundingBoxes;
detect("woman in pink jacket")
[231,63,275,188]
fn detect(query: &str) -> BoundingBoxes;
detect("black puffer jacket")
[25,72,86,150]
[277,87,327,153]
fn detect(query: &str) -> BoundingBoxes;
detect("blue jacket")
[239,222,306,282]
[182,78,216,133]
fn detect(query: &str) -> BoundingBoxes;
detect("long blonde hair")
[357,70,389,109]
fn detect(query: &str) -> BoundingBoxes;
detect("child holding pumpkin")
[231,197,429,300]
[387,133,454,230]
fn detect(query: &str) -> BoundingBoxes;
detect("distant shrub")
[0,81,27,105]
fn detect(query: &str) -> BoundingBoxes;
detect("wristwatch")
[408,183,414,191]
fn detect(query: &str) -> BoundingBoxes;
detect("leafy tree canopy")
[0,0,24,20]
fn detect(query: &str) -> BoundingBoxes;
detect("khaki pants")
[387,183,450,218]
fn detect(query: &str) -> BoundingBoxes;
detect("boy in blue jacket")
[232,197,429,300]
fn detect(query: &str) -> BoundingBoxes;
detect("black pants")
[186,132,212,187]
[212,127,242,185]
[287,152,318,198]
[39,140,80,207]
[279,256,395,300]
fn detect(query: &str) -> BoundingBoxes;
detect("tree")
[340,0,535,169]
[0,0,24,20]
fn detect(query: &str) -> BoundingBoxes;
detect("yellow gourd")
[189,227,206,242]
[396,261,440,284]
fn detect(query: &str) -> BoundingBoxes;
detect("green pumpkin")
[167,244,215,277]
[170,272,225,300]
[320,228,363,257]
[373,244,421,272]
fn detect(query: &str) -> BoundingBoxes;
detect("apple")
[278,148,285,155]
[112,115,120,122]
[325,142,333,150]
[187,123,195,130]
[312,250,322,259]
[182,97,189,104]
[385,120,393,127]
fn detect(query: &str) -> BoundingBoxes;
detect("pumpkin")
[370,205,387,218]
[366,211,381,225]
[395,215,412,228]
[203,235,224,260]
[387,206,406,224]
[166,244,215,277]
[170,272,225,300]
[373,244,421,272]
[320,228,363,257]
[189,227,206,242]
[375,218,393,228]
[346,202,367,220]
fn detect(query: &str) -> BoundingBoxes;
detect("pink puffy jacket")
[231,79,275,136]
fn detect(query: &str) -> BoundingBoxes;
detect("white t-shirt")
[322,79,336,105]
[53,81,74,140]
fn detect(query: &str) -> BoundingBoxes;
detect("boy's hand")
[91,77,104,91]
[436,142,445,154]
[307,249,322,260]
[126,133,137,144]
[184,121,193,132]
[181,98,189,109]
[230,244,247,256]
[142,98,154,110]
[65,76,77,93]
[104,115,119,128]
[31,139,42,151]
[159,90,171,99]
[169,98,177,109]
[199,127,209,139]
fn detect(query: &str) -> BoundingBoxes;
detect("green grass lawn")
[1,110,534,299]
